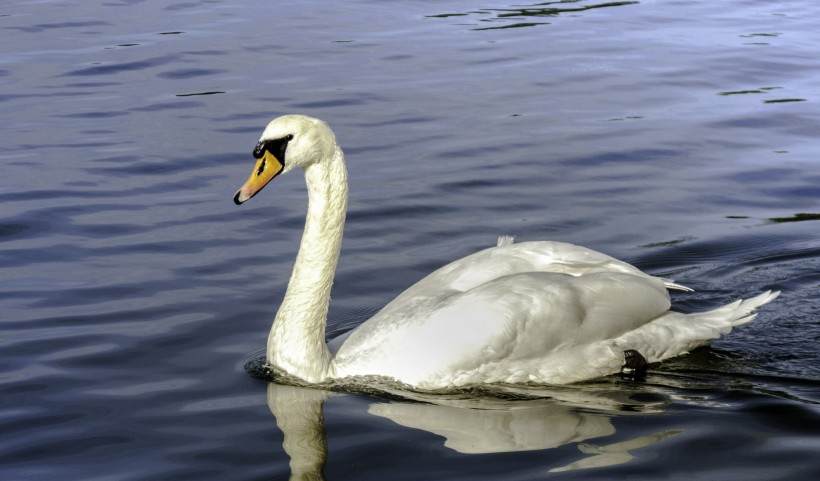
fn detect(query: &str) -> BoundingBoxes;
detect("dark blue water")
[2,0,819,479]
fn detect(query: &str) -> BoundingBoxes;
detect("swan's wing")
[329,240,617,355]
[332,270,672,387]
[343,240,680,331]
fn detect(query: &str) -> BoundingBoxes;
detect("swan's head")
[233,114,337,205]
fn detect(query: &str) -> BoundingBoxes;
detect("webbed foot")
[620,349,648,381]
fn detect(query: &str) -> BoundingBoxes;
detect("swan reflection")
[266,381,682,479]
[267,384,330,481]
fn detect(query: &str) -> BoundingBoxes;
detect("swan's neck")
[268,147,347,383]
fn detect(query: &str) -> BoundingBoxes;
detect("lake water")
[2,0,819,479]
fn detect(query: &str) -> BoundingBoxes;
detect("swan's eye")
[285,134,294,141]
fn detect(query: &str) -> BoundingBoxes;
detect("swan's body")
[234,115,778,389]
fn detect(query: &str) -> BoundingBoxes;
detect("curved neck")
[268,146,347,383]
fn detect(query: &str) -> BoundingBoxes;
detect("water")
[2,0,819,479]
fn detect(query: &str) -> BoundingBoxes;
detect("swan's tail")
[535,290,780,384]
[615,290,780,364]
[694,289,780,329]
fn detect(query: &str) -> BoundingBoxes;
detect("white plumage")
[234,114,778,390]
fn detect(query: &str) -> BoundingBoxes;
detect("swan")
[233,114,778,389]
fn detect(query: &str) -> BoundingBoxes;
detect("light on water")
[2,0,819,480]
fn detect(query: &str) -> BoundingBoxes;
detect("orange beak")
[233,150,284,205]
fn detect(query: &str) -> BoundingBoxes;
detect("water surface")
[1,0,819,480]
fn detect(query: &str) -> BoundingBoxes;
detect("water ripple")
[2,0,819,480]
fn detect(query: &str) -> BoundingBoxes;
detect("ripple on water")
[2,0,819,480]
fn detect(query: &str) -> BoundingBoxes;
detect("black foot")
[244,356,275,381]
[621,349,648,381]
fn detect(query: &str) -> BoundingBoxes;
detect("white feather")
[497,235,515,247]
[238,115,779,389]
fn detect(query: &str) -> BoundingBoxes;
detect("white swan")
[234,114,778,389]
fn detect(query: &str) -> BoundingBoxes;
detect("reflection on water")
[369,399,616,454]
[427,0,639,30]
[768,213,820,223]
[550,428,683,473]
[268,385,330,481]
[267,381,681,479]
